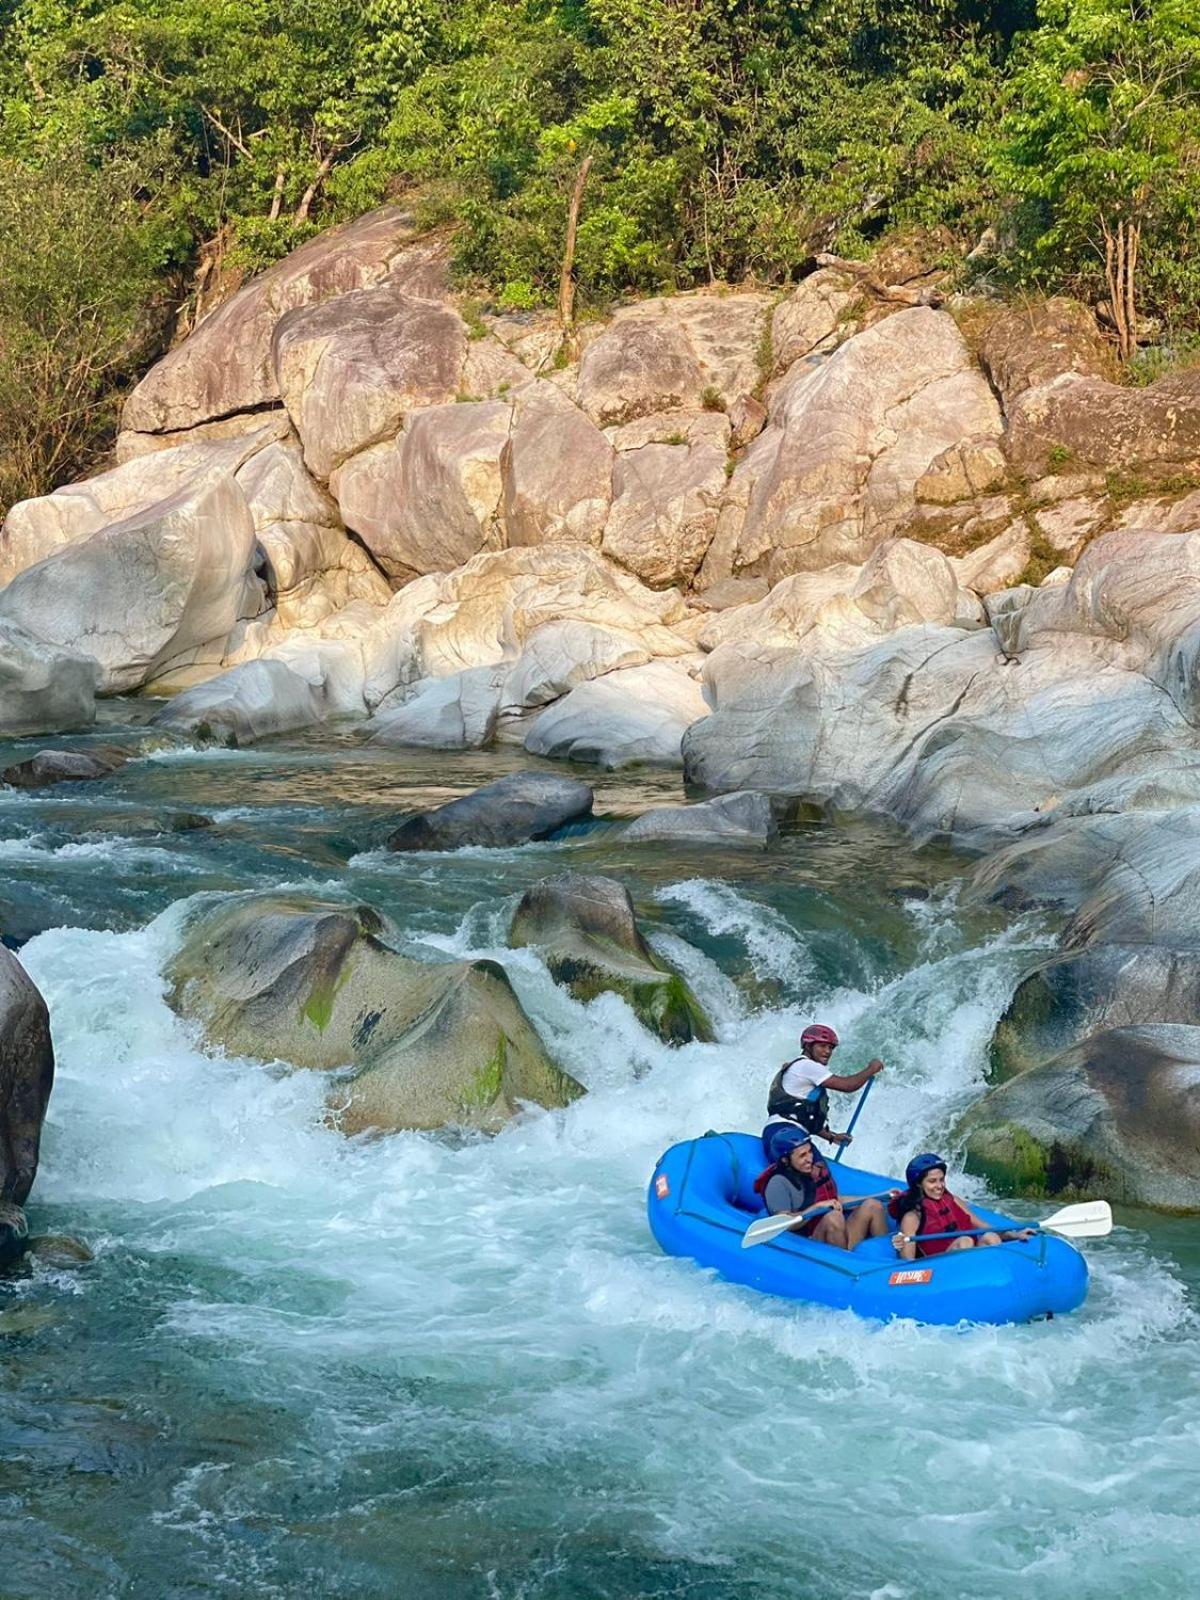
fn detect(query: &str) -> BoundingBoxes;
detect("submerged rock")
[960,1025,1200,1212]
[387,771,594,852]
[509,872,713,1045]
[167,896,581,1134]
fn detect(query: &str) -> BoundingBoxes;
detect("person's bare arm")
[892,1207,920,1261]
[823,1058,884,1093]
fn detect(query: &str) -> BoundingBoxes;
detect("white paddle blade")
[742,1212,803,1249]
[1041,1199,1112,1239]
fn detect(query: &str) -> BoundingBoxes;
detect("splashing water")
[0,737,1195,1600]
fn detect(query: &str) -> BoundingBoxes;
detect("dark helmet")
[905,1153,948,1188]
[775,1126,816,1160]
[800,1023,839,1050]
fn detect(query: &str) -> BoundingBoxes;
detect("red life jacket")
[753,1157,838,1207]
[891,1188,973,1256]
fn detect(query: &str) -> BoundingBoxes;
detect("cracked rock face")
[700,307,1003,587]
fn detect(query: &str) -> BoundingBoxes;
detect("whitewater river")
[1,713,1195,1599]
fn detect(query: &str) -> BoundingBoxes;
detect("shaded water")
[1,716,1196,1599]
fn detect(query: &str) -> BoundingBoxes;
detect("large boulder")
[234,437,390,626]
[0,946,54,1267]
[770,268,860,373]
[699,308,1002,586]
[601,440,727,589]
[369,666,504,750]
[387,771,594,852]
[509,873,713,1044]
[0,622,97,736]
[978,297,1110,410]
[123,208,436,434]
[959,1025,1200,1212]
[500,384,614,549]
[622,790,777,848]
[331,399,509,581]
[0,475,258,693]
[2,747,127,788]
[1006,369,1200,476]
[152,659,327,744]
[500,621,653,712]
[577,293,770,425]
[524,658,709,769]
[272,280,467,480]
[166,896,581,1134]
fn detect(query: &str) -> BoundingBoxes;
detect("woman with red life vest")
[890,1153,1036,1260]
[762,1022,885,1165]
[756,1126,889,1251]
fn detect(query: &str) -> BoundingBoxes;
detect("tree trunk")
[268,168,286,223]
[558,156,594,338]
[294,151,336,226]
[1102,215,1140,362]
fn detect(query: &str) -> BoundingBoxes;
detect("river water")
[1,713,1196,1599]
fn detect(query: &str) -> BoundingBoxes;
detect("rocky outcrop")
[509,873,712,1044]
[960,1025,1200,1211]
[699,308,1003,587]
[979,297,1110,409]
[524,658,708,769]
[623,790,777,848]
[500,383,614,549]
[500,621,653,712]
[387,771,594,851]
[0,946,54,1266]
[166,896,581,1134]
[770,268,859,373]
[602,441,726,589]
[576,293,770,425]
[1006,369,1200,476]
[123,208,436,434]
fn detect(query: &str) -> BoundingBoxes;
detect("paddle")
[899,1199,1113,1247]
[830,1075,873,1167]
[742,1192,893,1249]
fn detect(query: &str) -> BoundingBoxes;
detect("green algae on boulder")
[509,872,713,1045]
[166,895,582,1134]
[960,1024,1200,1213]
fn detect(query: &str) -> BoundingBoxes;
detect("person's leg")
[810,1212,850,1250]
[977,1231,1003,1247]
[847,1199,887,1249]
[947,1237,976,1251]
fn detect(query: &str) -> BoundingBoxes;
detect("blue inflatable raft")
[648,1132,1089,1327]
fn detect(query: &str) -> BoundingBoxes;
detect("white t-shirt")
[765,1056,831,1128]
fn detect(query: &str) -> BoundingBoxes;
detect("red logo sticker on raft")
[889,1269,933,1286]
[655,1174,670,1200]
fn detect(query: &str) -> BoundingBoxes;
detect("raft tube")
[648,1132,1089,1327]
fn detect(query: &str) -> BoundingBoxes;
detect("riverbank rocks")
[387,771,594,852]
[0,945,54,1265]
[1,747,128,788]
[623,790,777,848]
[0,473,258,694]
[166,896,581,1134]
[1006,369,1200,476]
[978,297,1111,410]
[509,873,713,1044]
[370,666,504,750]
[524,658,708,769]
[0,623,97,737]
[960,1025,1200,1212]
[152,659,326,744]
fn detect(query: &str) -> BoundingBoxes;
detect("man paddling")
[762,1022,883,1165]
[756,1127,888,1250]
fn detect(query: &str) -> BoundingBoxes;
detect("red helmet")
[800,1023,839,1050]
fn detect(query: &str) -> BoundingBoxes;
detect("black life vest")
[767,1058,829,1134]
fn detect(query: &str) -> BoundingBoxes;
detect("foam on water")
[9,858,1198,1598]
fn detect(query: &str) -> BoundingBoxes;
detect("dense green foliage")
[0,0,1198,503]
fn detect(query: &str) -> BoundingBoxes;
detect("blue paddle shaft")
[830,1074,873,1166]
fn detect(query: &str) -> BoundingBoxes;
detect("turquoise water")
[1,717,1196,1599]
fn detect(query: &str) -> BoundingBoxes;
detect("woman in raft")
[890,1153,1035,1259]
[757,1126,889,1251]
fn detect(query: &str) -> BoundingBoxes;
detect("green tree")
[999,0,1200,357]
